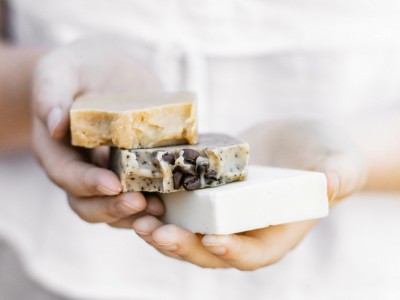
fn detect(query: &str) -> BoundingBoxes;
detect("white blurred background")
[1,1,400,299]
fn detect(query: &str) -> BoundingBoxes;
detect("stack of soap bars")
[70,92,328,234]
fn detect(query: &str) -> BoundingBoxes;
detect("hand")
[131,118,367,269]
[32,38,164,228]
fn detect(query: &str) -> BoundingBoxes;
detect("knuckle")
[108,194,134,217]
[106,200,125,219]
[102,196,138,222]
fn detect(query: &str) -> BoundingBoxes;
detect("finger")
[68,192,147,224]
[33,49,80,139]
[132,215,164,244]
[33,118,121,197]
[144,194,164,216]
[132,216,181,259]
[202,220,317,271]
[108,211,147,229]
[151,224,229,268]
[91,146,110,168]
[315,151,367,203]
[109,194,165,228]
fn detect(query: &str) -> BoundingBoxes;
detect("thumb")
[33,51,80,139]
[315,151,368,204]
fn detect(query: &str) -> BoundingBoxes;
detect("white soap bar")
[161,165,329,234]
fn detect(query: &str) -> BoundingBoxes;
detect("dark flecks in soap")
[175,164,196,176]
[197,160,209,174]
[173,170,183,189]
[204,169,218,185]
[150,151,160,166]
[182,149,200,163]
[186,164,197,175]
[182,175,201,191]
[205,177,215,185]
[205,170,217,179]
[162,153,176,165]
[184,159,195,166]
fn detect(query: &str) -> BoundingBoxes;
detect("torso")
[3,1,400,299]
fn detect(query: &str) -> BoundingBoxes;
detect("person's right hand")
[32,38,164,228]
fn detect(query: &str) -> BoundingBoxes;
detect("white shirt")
[1,1,400,299]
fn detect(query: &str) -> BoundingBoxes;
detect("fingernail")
[47,107,63,135]
[133,229,151,236]
[96,185,120,196]
[155,243,177,251]
[206,246,227,255]
[115,202,141,215]
[203,236,228,255]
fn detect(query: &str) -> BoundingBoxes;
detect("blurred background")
[1,1,400,299]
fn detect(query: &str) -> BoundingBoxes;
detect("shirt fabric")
[1,1,400,299]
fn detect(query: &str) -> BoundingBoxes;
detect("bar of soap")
[110,134,249,193]
[161,165,329,234]
[70,92,197,149]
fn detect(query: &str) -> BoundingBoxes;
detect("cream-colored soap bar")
[110,134,249,193]
[161,165,329,234]
[70,92,197,149]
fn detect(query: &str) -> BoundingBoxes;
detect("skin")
[0,23,165,226]
[0,42,43,151]
[131,119,368,270]
[32,40,166,229]
[1,9,399,270]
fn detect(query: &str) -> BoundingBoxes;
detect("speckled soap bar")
[110,134,249,193]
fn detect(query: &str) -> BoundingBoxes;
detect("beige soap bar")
[110,134,249,193]
[70,92,198,149]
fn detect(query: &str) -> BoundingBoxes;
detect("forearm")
[0,42,45,151]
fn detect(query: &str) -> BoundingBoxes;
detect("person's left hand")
[131,119,367,270]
